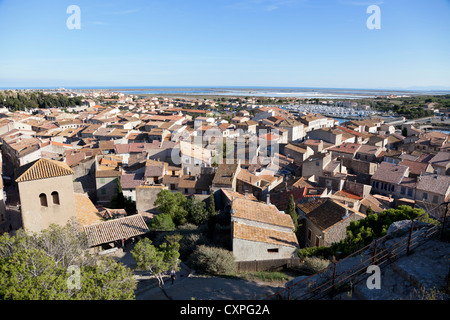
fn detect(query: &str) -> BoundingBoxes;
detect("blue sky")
[0,0,449,89]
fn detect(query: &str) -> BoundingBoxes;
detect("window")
[267,248,279,253]
[39,193,48,207]
[51,191,60,205]
[422,193,428,200]
[100,178,105,184]
[433,195,438,204]
[307,229,312,241]
[401,187,406,195]
[407,188,413,197]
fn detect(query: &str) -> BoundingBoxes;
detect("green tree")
[109,178,136,215]
[0,248,69,300]
[131,237,180,288]
[331,205,432,257]
[154,190,188,225]
[208,193,216,216]
[0,221,136,300]
[75,258,136,300]
[207,193,218,239]
[185,195,209,225]
[149,213,176,231]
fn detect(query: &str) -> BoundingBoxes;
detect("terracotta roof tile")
[83,214,149,247]
[233,222,299,248]
[16,158,74,183]
[232,198,294,229]
[75,193,103,226]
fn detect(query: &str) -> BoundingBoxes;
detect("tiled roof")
[270,187,305,211]
[121,172,145,189]
[232,198,294,229]
[429,151,450,166]
[416,173,450,196]
[398,159,430,175]
[74,193,103,226]
[334,190,362,201]
[83,214,149,247]
[233,221,299,248]
[221,189,258,202]
[16,158,74,183]
[371,162,409,185]
[302,198,364,231]
[212,164,239,186]
[145,162,166,177]
[162,175,180,184]
[329,143,361,154]
[297,198,328,214]
[65,152,87,167]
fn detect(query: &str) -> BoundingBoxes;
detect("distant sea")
[2,86,450,99]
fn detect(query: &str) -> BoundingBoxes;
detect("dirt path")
[135,273,284,300]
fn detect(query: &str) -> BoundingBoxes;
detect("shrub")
[179,233,210,260]
[297,246,332,261]
[188,245,236,275]
[303,257,330,274]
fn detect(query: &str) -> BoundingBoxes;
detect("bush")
[188,245,236,275]
[303,257,330,274]
[297,246,333,261]
[179,233,210,260]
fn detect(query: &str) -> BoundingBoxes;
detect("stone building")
[297,198,365,247]
[230,197,299,262]
[15,158,78,233]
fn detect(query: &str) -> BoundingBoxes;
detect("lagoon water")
[113,87,450,99]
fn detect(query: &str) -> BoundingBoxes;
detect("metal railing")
[264,209,447,300]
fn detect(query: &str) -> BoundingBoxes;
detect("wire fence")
[264,210,447,300]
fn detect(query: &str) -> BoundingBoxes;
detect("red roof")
[337,126,362,137]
